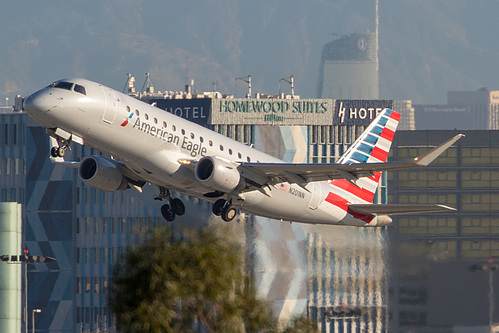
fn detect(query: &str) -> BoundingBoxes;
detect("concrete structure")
[0,203,22,333]
[388,130,499,332]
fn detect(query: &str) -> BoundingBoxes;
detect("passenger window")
[200,137,204,143]
[126,106,131,112]
[247,156,251,162]
[209,140,213,146]
[220,145,224,151]
[145,114,149,120]
[228,149,233,155]
[172,125,176,131]
[74,84,86,95]
[163,121,167,128]
[135,110,140,116]
[238,153,242,159]
[154,118,158,124]
[181,129,185,135]
[190,133,195,139]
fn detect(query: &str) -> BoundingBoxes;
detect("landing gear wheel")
[57,146,66,157]
[161,204,176,222]
[170,198,185,216]
[221,206,237,222]
[212,199,227,216]
[51,146,67,157]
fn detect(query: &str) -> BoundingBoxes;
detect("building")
[388,130,499,332]
[415,88,499,130]
[317,33,379,100]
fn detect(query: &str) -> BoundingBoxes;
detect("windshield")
[49,81,86,95]
[50,81,73,90]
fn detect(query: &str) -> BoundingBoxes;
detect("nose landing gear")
[51,145,69,158]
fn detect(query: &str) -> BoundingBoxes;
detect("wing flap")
[348,203,456,216]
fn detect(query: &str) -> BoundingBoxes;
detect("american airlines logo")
[121,112,134,127]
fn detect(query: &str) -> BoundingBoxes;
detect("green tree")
[109,226,276,333]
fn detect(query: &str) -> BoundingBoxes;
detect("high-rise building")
[317,33,379,99]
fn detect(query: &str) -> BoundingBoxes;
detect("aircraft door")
[308,182,322,210]
[101,86,117,124]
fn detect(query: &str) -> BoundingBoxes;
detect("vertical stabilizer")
[330,109,400,203]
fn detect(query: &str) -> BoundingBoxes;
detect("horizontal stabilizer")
[348,203,456,216]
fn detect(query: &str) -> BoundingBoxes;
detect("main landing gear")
[212,199,237,222]
[156,187,185,222]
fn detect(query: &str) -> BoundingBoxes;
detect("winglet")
[412,134,465,167]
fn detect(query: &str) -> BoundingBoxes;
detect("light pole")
[32,309,41,333]
[471,259,498,333]
[1,253,56,333]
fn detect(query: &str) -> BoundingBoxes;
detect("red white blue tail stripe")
[328,109,400,205]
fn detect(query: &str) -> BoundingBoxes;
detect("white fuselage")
[24,78,379,226]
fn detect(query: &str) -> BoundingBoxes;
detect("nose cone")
[23,91,50,116]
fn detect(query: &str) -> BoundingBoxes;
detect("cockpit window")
[50,81,73,90]
[74,84,86,95]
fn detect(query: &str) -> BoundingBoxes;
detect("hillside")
[1,1,498,104]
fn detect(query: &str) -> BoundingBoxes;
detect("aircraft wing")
[348,203,456,216]
[237,134,464,186]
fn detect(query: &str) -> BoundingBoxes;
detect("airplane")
[23,78,464,227]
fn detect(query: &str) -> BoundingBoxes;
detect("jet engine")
[195,156,245,193]
[78,156,128,192]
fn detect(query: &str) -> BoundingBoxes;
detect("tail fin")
[330,109,401,203]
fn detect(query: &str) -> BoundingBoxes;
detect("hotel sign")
[211,98,334,125]
[333,100,393,125]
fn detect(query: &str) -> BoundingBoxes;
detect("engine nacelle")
[78,156,128,192]
[195,156,245,193]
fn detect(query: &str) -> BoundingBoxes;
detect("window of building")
[94,277,100,294]
[462,170,499,188]
[462,217,499,235]
[398,217,457,235]
[85,277,91,293]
